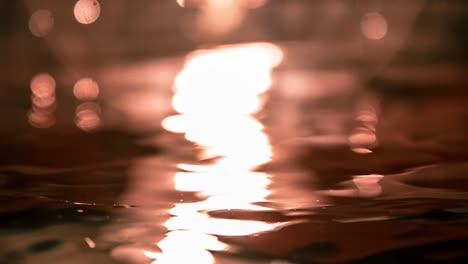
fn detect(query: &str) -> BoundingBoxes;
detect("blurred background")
[1,0,467,132]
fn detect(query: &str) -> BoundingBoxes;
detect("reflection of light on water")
[350,95,380,154]
[151,43,282,263]
[29,9,54,38]
[74,0,101,25]
[353,174,384,197]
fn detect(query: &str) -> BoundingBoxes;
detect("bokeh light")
[74,0,101,25]
[75,102,101,132]
[28,9,54,37]
[361,12,388,40]
[73,77,99,100]
[29,73,56,128]
[28,110,55,128]
[30,73,56,98]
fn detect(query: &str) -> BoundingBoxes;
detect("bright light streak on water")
[152,42,283,263]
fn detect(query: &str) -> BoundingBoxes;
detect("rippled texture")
[2,1,468,263]
[2,46,468,263]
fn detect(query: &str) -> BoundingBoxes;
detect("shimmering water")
[1,39,468,264]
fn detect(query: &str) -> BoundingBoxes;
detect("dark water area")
[2,1,468,264]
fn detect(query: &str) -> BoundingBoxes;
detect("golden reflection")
[74,0,101,25]
[29,9,54,38]
[361,12,388,40]
[73,77,99,100]
[153,43,283,263]
[29,73,56,128]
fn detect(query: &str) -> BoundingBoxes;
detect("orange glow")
[73,77,99,100]
[74,0,101,25]
[75,102,101,131]
[153,43,283,263]
[29,9,54,37]
[361,12,388,40]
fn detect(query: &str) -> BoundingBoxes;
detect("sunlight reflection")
[153,43,283,263]
[74,0,101,25]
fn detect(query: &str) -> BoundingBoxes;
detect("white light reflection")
[152,43,283,263]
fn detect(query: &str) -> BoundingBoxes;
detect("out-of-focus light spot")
[361,12,388,40]
[349,127,377,154]
[75,102,101,132]
[156,42,283,263]
[28,111,55,128]
[32,95,55,109]
[29,9,54,37]
[31,73,56,98]
[352,174,384,197]
[74,0,101,25]
[29,73,56,128]
[176,0,185,8]
[73,77,99,100]
[84,237,96,248]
